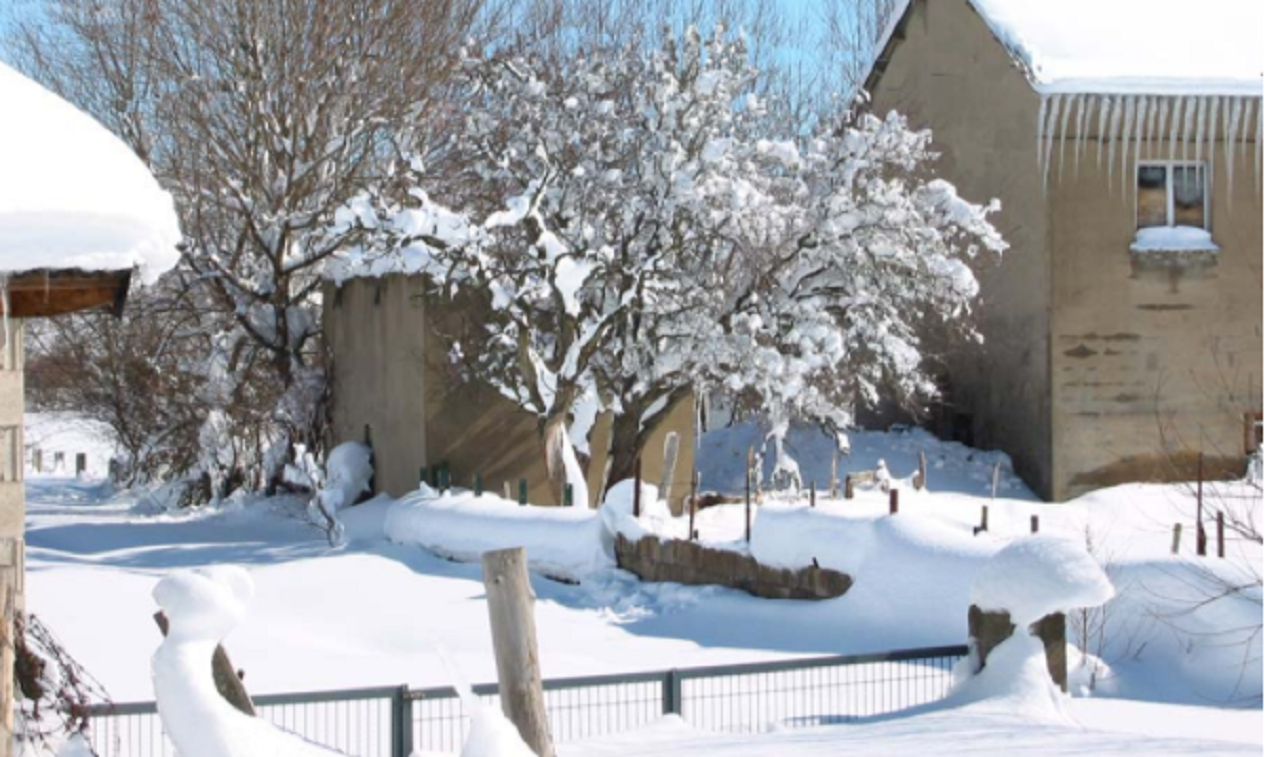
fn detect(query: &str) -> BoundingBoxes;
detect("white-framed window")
[1136,161,1209,231]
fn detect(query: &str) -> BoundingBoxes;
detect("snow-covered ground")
[22,419,1262,753]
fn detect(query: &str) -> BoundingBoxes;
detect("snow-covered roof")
[968,0,1263,96]
[0,62,181,285]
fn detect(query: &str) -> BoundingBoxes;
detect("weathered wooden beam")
[482,548,554,757]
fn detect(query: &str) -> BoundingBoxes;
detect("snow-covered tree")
[340,26,1005,501]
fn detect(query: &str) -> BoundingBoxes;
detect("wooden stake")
[689,471,700,541]
[809,480,816,508]
[844,474,854,500]
[830,448,839,498]
[1171,523,1183,554]
[518,479,528,506]
[1196,452,1207,557]
[504,481,512,501]
[474,472,483,497]
[1217,511,1226,559]
[889,489,899,515]
[154,611,255,716]
[481,549,554,757]
[633,457,643,518]
[1031,515,1040,534]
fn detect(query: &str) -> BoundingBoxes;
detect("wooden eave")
[2,268,133,318]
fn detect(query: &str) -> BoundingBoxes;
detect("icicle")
[1225,96,1242,199]
[1042,94,1060,189]
[1106,96,1123,191]
[1073,94,1089,176]
[1256,107,1263,193]
[1168,97,1183,164]
[1133,96,1148,176]
[1181,97,1198,169]
[1155,97,1169,160]
[1080,95,1096,171]
[1058,94,1076,183]
[1240,98,1255,177]
[1194,95,1207,166]
[1036,96,1048,171]
[1207,96,1220,171]
[1096,97,1112,170]
[1120,96,1134,197]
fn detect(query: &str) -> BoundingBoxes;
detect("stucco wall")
[0,321,24,539]
[1048,128,1263,499]
[871,0,1055,496]
[325,277,697,509]
[324,276,429,498]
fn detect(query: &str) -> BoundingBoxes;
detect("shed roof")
[0,61,181,290]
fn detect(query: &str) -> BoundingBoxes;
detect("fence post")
[662,669,682,716]
[75,453,87,477]
[391,685,413,757]
[809,480,816,508]
[1031,515,1040,534]
[633,457,643,518]
[689,472,699,541]
[844,474,854,500]
[482,549,554,757]
[889,489,899,515]
[519,479,528,506]
[474,473,483,497]
[1171,522,1183,554]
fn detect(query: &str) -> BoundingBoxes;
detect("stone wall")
[615,534,852,600]
[968,605,1067,692]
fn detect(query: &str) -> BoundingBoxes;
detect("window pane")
[1136,165,1168,228]
[1172,165,1206,228]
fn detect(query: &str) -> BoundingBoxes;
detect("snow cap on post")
[153,566,255,643]
[970,537,1113,627]
[0,62,181,284]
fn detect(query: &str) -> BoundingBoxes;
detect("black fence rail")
[85,644,968,756]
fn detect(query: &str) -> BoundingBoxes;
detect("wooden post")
[745,446,754,544]
[1217,511,1226,559]
[689,472,699,541]
[1171,523,1183,554]
[562,484,573,508]
[153,611,255,716]
[913,451,927,491]
[481,549,554,757]
[1,539,18,754]
[830,448,839,498]
[474,473,483,497]
[844,474,854,500]
[75,453,87,477]
[1031,515,1040,534]
[658,433,680,504]
[1196,453,1207,557]
[889,489,899,515]
[504,481,512,501]
[518,479,528,506]
[32,449,41,473]
[809,480,816,508]
[633,457,643,518]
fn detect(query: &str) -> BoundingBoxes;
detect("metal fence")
[85,644,968,756]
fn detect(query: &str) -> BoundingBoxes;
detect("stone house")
[323,275,698,509]
[868,0,1263,500]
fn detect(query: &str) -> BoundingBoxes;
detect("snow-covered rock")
[151,567,346,757]
[0,62,180,283]
[318,442,373,514]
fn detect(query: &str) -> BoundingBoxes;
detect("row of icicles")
[1036,93,1263,197]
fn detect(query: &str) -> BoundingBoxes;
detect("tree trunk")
[603,408,644,496]
[542,411,577,507]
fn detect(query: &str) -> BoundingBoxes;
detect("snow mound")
[460,704,538,757]
[152,567,347,756]
[0,62,181,283]
[319,442,373,513]
[970,537,1113,626]
[947,631,1072,724]
[599,479,670,542]
[385,486,612,582]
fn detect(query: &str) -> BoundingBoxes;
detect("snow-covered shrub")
[12,614,112,757]
[283,442,373,546]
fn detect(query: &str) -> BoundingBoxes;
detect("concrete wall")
[0,321,23,540]
[1048,119,1263,499]
[871,0,1055,496]
[325,277,697,508]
